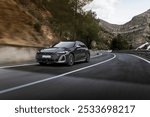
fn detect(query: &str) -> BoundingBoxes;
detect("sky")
[84,0,150,24]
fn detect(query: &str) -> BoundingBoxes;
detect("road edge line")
[0,54,116,94]
[0,53,103,69]
[130,54,150,64]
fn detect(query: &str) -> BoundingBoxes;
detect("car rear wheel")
[85,53,90,62]
[67,54,74,66]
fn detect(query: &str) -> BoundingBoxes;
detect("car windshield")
[54,42,75,48]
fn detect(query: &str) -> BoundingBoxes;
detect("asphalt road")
[0,53,150,100]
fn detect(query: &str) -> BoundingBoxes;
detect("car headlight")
[57,51,69,54]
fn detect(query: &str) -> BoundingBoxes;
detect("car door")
[78,42,87,59]
[74,41,86,61]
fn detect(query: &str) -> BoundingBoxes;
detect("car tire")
[85,53,90,63]
[67,54,74,66]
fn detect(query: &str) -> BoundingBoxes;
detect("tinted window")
[75,41,87,48]
[75,41,80,47]
[79,42,87,48]
[54,42,75,48]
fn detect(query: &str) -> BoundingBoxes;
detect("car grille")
[36,52,58,60]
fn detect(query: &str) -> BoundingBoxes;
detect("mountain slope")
[99,9,150,48]
[0,0,57,47]
[0,0,111,49]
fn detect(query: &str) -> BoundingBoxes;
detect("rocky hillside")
[0,0,57,47]
[2,0,149,49]
[99,9,150,48]
[0,0,112,49]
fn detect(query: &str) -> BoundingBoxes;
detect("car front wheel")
[85,53,90,62]
[67,54,74,66]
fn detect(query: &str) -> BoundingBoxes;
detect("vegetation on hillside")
[18,0,107,48]
[17,0,114,49]
[111,34,130,50]
[44,0,100,48]
[2,0,147,49]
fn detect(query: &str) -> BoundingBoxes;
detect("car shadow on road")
[4,61,90,75]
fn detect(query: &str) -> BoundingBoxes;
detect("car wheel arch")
[66,53,75,66]
[69,52,75,60]
[85,52,90,62]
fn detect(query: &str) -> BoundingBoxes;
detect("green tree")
[111,34,129,50]
[46,0,74,38]
[76,11,100,48]
[47,0,93,40]
[69,0,93,39]
[69,0,93,13]
[31,0,100,46]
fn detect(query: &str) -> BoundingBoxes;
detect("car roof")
[60,41,82,43]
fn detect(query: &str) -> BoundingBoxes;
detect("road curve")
[0,53,150,100]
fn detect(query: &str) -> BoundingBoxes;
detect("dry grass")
[0,0,57,47]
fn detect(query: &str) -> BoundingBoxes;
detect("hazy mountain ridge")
[99,9,150,48]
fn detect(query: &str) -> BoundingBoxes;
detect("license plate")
[42,55,51,58]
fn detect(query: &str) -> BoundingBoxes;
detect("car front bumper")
[36,53,68,64]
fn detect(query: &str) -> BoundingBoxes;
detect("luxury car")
[36,41,90,66]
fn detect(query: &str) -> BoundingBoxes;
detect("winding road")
[0,53,150,100]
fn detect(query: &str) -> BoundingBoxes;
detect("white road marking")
[130,54,150,64]
[0,54,103,69]
[0,54,116,94]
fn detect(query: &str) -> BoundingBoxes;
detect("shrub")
[111,34,129,50]
[34,22,41,32]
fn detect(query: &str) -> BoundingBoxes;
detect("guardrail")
[0,46,106,65]
[0,45,39,65]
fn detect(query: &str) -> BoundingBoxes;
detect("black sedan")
[36,41,90,66]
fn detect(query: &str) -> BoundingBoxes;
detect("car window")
[75,41,80,47]
[79,42,87,48]
[54,42,75,48]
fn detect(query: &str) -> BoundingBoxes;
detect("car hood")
[40,47,70,53]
